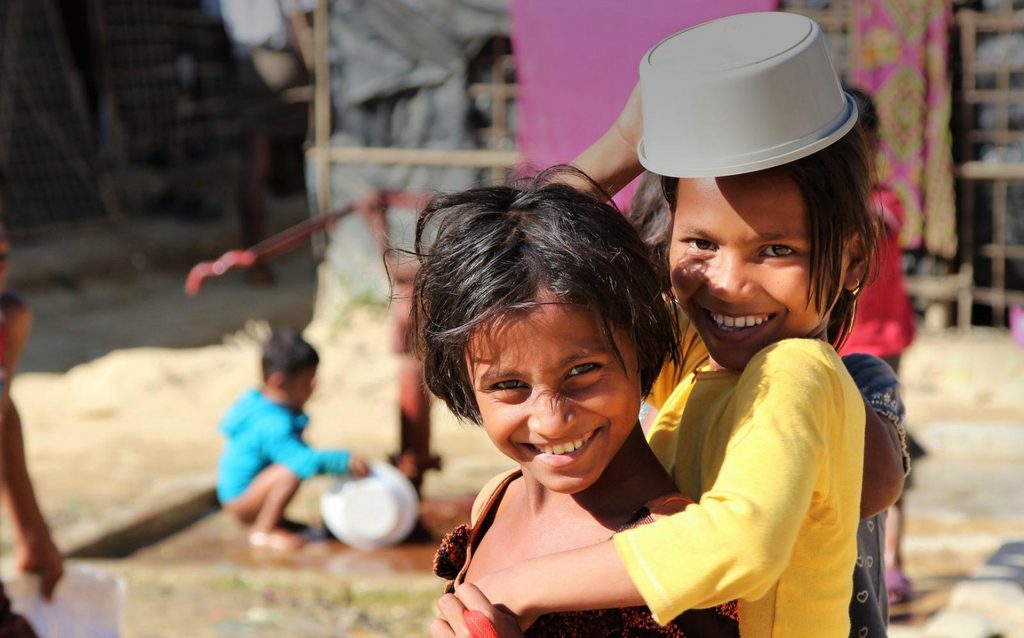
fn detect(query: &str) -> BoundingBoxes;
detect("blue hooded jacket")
[216,389,351,503]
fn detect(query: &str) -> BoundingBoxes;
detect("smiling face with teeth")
[668,170,866,372]
[467,302,643,495]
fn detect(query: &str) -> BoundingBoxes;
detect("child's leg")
[885,500,903,570]
[885,495,911,601]
[222,464,303,548]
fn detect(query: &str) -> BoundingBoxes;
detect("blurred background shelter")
[305,0,512,308]
[0,0,1022,332]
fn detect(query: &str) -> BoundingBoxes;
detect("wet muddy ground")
[107,493,476,637]
[129,496,474,577]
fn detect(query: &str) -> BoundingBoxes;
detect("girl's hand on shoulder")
[431,583,524,638]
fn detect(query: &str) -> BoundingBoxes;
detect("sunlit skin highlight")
[669,170,865,372]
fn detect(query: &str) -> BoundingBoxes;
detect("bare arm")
[470,539,640,630]
[569,84,645,196]
[1,296,64,599]
[845,353,907,518]
[860,404,904,517]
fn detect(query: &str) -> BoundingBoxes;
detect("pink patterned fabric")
[849,0,957,257]
[510,1,775,208]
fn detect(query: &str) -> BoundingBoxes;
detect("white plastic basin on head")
[321,462,419,551]
[638,11,857,178]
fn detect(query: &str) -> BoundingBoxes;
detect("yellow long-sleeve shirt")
[613,318,865,637]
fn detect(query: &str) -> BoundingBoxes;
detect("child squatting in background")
[417,169,738,637]
[433,13,907,638]
[217,327,369,550]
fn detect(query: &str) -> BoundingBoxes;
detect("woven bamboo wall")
[0,0,108,231]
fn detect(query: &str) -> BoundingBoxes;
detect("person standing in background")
[0,171,64,637]
[210,0,315,283]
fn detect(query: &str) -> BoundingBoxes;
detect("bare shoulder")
[470,469,520,526]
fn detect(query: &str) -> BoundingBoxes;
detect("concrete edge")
[63,476,218,559]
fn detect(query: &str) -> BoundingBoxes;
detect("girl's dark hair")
[411,166,681,424]
[661,125,879,349]
[845,87,878,136]
[627,172,672,293]
[261,327,319,380]
[845,86,883,186]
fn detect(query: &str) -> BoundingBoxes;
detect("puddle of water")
[129,496,475,578]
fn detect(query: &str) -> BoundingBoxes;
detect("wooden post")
[313,0,330,220]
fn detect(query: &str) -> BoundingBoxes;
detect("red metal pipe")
[185,191,428,296]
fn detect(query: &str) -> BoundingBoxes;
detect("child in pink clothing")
[841,89,917,362]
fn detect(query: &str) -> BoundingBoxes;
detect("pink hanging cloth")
[510,0,776,208]
[848,0,957,257]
